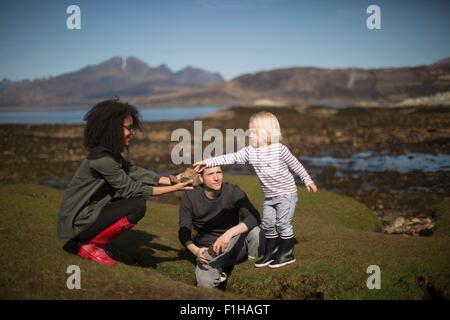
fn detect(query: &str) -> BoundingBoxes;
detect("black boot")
[269,237,296,268]
[254,237,279,268]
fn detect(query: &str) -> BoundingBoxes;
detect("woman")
[57,99,192,266]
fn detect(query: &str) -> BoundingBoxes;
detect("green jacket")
[57,147,160,240]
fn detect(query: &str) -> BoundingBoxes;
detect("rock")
[420,230,434,237]
[393,217,406,228]
[384,216,435,237]
[384,226,398,234]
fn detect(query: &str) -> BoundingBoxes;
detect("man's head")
[201,166,223,191]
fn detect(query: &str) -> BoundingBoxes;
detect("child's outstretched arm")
[280,145,317,192]
[194,147,250,172]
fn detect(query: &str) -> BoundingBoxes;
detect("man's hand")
[212,231,232,256]
[196,247,209,265]
[306,182,318,192]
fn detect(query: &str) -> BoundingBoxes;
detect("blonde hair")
[249,111,282,147]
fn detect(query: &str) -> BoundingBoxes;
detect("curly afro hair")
[83,98,142,157]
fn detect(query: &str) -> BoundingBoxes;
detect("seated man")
[178,166,263,288]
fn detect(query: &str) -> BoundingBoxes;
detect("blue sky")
[1,0,449,81]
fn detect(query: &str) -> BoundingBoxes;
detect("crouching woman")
[57,99,191,266]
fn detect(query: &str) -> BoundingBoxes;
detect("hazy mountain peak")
[154,63,172,73]
[179,66,195,72]
[173,66,225,87]
[433,56,450,66]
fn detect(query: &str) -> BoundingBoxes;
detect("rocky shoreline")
[1,104,449,236]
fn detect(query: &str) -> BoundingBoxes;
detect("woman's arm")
[128,164,160,185]
[158,172,185,185]
[152,180,193,195]
[158,176,171,185]
[90,156,192,198]
[91,157,155,199]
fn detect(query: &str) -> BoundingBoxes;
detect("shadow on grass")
[63,229,188,269]
[112,231,234,291]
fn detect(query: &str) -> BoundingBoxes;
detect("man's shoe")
[254,236,279,268]
[269,237,296,268]
[220,272,227,283]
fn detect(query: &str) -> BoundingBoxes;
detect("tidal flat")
[1,105,449,230]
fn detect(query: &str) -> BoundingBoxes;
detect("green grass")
[0,178,449,299]
[434,198,450,236]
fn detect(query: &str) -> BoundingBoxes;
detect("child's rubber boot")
[254,236,279,268]
[269,237,296,268]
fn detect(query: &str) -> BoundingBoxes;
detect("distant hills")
[1,56,449,107]
[132,57,450,107]
[0,56,224,107]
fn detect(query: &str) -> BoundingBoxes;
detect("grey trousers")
[195,226,264,288]
[262,192,298,238]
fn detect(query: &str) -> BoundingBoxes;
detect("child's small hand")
[193,160,206,173]
[306,182,317,192]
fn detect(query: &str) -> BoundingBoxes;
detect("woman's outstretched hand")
[176,180,194,191]
[152,180,193,195]
[306,182,318,192]
[193,160,206,173]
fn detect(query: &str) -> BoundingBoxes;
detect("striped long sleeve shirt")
[204,143,313,198]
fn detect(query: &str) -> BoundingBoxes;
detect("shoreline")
[0,104,228,113]
[1,104,449,235]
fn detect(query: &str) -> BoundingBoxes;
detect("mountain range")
[131,56,450,107]
[1,56,449,107]
[0,56,224,107]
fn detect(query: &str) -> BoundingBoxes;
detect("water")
[301,151,450,173]
[222,151,450,177]
[36,151,449,192]
[324,102,348,109]
[0,105,226,124]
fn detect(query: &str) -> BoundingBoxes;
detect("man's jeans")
[195,226,264,288]
[262,192,298,238]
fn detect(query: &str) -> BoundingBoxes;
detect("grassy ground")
[0,176,449,299]
[434,199,450,237]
